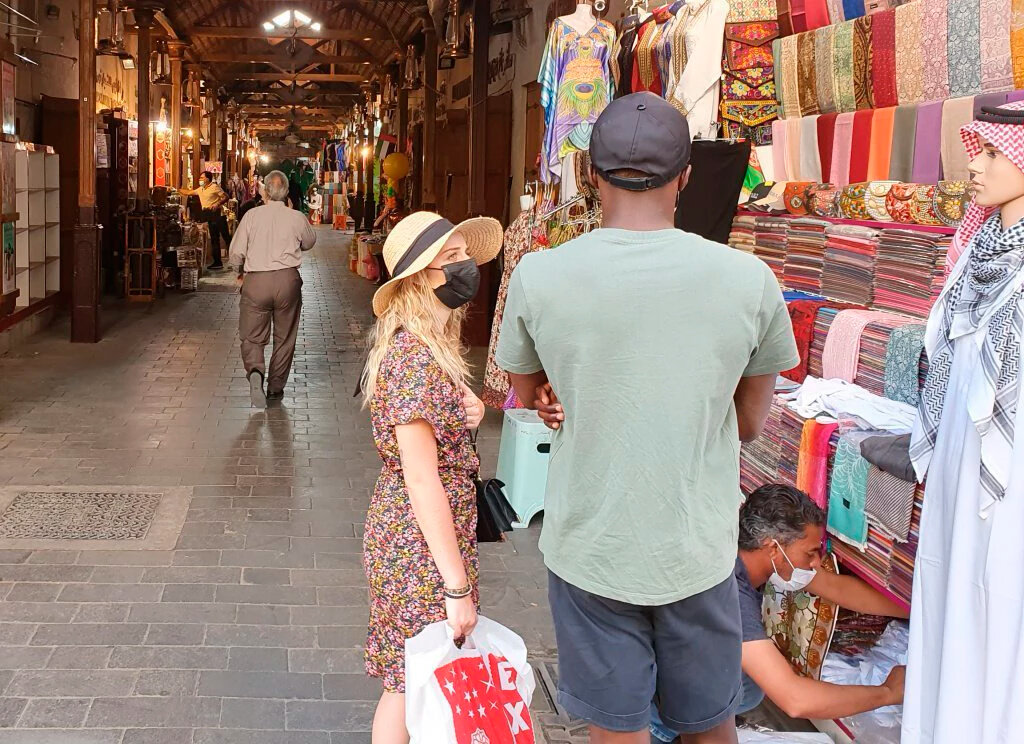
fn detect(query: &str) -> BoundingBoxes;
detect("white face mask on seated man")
[768,539,818,592]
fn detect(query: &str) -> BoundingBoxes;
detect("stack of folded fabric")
[887,483,925,604]
[854,318,917,398]
[931,236,952,305]
[873,229,949,319]
[754,216,790,283]
[820,224,879,306]
[776,405,807,488]
[740,398,786,496]
[808,307,842,379]
[784,218,830,294]
[729,214,758,254]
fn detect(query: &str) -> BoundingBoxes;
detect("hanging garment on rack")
[948,0,982,97]
[631,7,674,96]
[797,31,820,117]
[669,0,730,140]
[538,18,617,183]
[814,26,837,115]
[888,105,918,183]
[832,21,857,114]
[980,0,1013,92]
[779,34,801,119]
[676,138,751,244]
[665,5,692,102]
[852,16,875,111]
[482,211,550,409]
[830,112,855,186]
[895,2,924,105]
[611,15,640,97]
[871,10,898,109]
[866,106,895,181]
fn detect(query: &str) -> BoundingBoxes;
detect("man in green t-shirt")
[496,93,798,744]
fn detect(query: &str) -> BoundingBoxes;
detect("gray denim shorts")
[548,570,742,734]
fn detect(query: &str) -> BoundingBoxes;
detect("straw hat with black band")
[372,211,504,317]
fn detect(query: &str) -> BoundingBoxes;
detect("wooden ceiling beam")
[199,53,367,65]
[230,72,367,82]
[188,26,390,41]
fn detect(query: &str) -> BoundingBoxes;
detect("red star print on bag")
[432,653,535,743]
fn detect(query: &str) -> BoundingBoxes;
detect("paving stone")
[0,732,123,744]
[288,648,364,674]
[0,646,52,669]
[323,674,382,701]
[46,646,113,669]
[234,604,291,626]
[219,698,286,729]
[228,647,289,672]
[17,697,91,727]
[204,624,315,648]
[160,583,217,603]
[5,583,64,602]
[87,695,221,727]
[134,669,199,696]
[285,700,375,731]
[122,729,197,744]
[7,669,138,697]
[195,732,329,744]
[198,671,323,699]
[144,623,207,646]
[32,623,148,646]
[0,698,26,727]
[108,646,229,671]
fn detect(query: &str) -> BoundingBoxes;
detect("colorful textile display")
[815,26,838,115]
[821,225,879,306]
[784,300,833,382]
[538,18,616,183]
[817,113,839,178]
[884,323,927,406]
[888,106,918,182]
[822,309,907,383]
[981,0,1014,93]
[798,31,820,116]
[866,107,895,181]
[947,0,983,97]
[852,16,875,110]
[832,21,858,114]
[940,96,978,181]
[830,112,856,186]
[1014,0,1024,89]
[781,34,802,119]
[871,10,899,109]
[895,2,925,104]
[922,0,951,101]
[797,419,841,509]
[827,434,871,549]
[911,101,944,184]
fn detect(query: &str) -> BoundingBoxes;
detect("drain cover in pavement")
[0,486,191,550]
[0,491,161,539]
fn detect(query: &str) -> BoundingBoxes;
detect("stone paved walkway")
[0,228,576,743]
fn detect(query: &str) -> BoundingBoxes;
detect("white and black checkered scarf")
[911,214,1024,509]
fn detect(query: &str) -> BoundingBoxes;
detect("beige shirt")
[196,182,227,210]
[228,201,317,273]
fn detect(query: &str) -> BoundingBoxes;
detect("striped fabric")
[865,465,916,542]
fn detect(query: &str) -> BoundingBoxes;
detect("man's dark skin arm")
[509,373,565,428]
[734,374,777,443]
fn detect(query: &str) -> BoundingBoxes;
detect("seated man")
[650,483,908,742]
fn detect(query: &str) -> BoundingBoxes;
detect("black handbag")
[476,476,517,543]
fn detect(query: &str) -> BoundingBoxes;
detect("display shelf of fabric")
[740,397,787,495]
[820,223,879,306]
[753,214,790,282]
[852,317,918,397]
[807,309,836,378]
[872,228,951,319]
[783,298,864,382]
[784,217,829,293]
[538,17,617,184]
[728,213,758,253]
[886,483,924,602]
[822,308,908,383]
[827,433,871,548]
[762,553,841,680]
[777,404,808,487]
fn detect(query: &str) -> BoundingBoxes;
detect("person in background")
[496,92,800,744]
[228,170,316,408]
[358,211,500,743]
[644,484,908,742]
[237,182,265,223]
[288,171,304,212]
[184,170,231,270]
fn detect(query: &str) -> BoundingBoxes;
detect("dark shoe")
[207,263,225,271]
[266,390,284,402]
[248,371,267,409]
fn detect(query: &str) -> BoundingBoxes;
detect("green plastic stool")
[495,409,553,529]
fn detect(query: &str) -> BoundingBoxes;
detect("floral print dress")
[363,330,479,692]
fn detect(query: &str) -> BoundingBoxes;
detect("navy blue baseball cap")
[589,92,691,192]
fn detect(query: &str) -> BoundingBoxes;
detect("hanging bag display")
[725,21,780,70]
[405,617,536,744]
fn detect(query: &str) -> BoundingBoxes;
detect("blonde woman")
[360,212,503,742]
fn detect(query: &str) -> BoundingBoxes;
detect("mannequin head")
[967,136,1024,210]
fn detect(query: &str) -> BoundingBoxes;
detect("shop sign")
[487,41,516,94]
[97,70,130,112]
[153,128,168,187]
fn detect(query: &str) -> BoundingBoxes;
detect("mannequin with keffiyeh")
[902,102,1024,744]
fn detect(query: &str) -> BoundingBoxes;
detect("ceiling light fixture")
[262,21,275,31]
[264,8,322,33]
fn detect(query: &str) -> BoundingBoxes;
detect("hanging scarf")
[911,214,1024,509]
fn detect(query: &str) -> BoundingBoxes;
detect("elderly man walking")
[228,170,317,408]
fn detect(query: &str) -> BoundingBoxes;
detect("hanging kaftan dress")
[902,254,1024,744]
[538,18,617,183]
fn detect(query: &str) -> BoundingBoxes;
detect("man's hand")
[881,666,906,706]
[534,383,563,430]
[461,384,485,430]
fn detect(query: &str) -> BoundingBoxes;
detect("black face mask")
[433,259,480,309]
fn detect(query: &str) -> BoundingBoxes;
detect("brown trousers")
[239,268,302,393]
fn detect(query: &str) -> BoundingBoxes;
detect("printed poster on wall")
[153,128,168,187]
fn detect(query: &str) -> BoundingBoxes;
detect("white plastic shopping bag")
[405,615,536,744]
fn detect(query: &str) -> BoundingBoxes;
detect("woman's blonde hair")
[360,271,469,404]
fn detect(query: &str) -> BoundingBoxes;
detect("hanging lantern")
[150,40,170,85]
[183,69,201,108]
[403,45,421,90]
[441,0,468,62]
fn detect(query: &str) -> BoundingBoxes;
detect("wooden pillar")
[468,0,490,216]
[134,6,158,208]
[73,0,100,342]
[189,66,202,186]
[422,21,438,210]
[398,69,409,202]
[168,42,185,187]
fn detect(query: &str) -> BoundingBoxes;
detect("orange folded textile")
[797,419,840,509]
[866,106,896,181]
